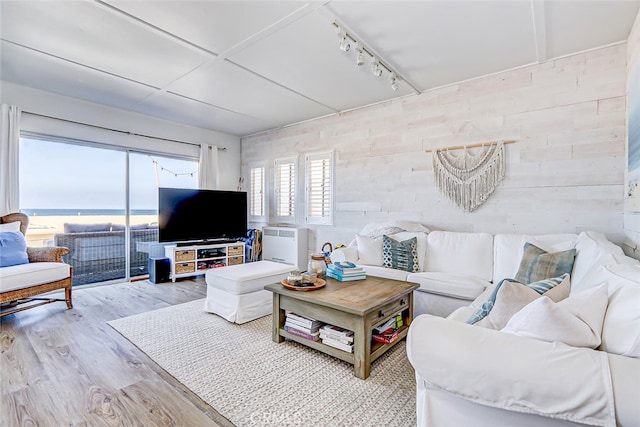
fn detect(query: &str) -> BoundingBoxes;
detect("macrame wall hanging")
[428,140,514,212]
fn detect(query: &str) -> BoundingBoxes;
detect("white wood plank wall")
[243,44,628,252]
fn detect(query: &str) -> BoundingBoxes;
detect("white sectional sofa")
[332,225,640,426]
[333,227,584,318]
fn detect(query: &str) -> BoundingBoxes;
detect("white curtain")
[0,104,21,215]
[198,144,219,190]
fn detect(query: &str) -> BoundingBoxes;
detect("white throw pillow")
[0,221,21,232]
[594,264,640,358]
[571,231,637,294]
[355,234,383,266]
[502,283,609,349]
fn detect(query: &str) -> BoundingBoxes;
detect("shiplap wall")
[243,44,627,253]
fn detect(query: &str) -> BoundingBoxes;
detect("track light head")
[372,60,383,77]
[339,33,351,52]
[390,73,399,91]
[356,48,365,66]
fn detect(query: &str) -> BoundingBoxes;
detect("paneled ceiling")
[1,1,639,137]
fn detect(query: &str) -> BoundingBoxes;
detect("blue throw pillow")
[0,231,29,267]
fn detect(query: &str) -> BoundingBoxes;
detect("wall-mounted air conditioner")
[262,226,308,271]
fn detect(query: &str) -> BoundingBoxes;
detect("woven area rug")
[108,299,416,427]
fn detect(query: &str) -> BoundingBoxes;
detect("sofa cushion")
[355,234,383,266]
[362,265,410,281]
[583,263,640,358]
[382,235,419,273]
[425,231,493,281]
[493,233,577,284]
[502,283,609,349]
[64,223,113,233]
[571,231,638,294]
[0,262,71,293]
[407,272,488,300]
[467,274,570,329]
[205,260,292,295]
[0,231,29,267]
[514,242,576,284]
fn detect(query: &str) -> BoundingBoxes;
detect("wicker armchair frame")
[0,212,73,317]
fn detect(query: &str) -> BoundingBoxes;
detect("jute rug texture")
[108,299,416,427]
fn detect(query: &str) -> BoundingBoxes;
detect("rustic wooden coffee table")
[265,276,419,379]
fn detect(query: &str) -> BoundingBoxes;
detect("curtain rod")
[424,140,516,153]
[23,111,226,151]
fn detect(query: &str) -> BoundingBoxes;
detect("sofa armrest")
[27,246,70,263]
[407,315,616,426]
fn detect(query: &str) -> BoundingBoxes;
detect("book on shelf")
[319,324,354,341]
[319,331,353,345]
[326,270,367,282]
[322,336,354,353]
[284,311,324,329]
[284,319,322,334]
[284,324,320,341]
[372,327,401,345]
[373,312,404,334]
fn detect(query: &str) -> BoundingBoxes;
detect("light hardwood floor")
[1,278,235,427]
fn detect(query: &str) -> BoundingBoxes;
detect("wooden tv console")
[165,242,244,282]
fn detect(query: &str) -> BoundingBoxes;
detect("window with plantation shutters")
[274,157,296,223]
[305,151,334,225]
[248,163,265,221]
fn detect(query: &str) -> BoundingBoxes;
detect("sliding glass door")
[19,136,197,286]
[128,152,198,279]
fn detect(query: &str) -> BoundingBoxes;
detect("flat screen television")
[158,188,247,244]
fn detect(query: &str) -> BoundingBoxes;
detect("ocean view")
[21,209,158,246]
[22,208,158,216]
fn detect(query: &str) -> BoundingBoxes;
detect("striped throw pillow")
[515,242,576,284]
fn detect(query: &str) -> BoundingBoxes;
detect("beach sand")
[26,214,158,246]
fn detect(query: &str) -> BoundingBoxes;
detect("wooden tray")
[281,278,326,291]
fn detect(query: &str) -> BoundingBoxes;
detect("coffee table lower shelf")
[279,326,410,365]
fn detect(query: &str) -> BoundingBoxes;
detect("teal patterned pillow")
[382,235,419,273]
[515,243,576,284]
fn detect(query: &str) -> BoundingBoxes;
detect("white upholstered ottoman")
[204,260,293,324]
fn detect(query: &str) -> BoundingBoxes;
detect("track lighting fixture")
[390,73,399,91]
[356,47,365,66]
[372,59,383,78]
[332,21,413,92]
[339,33,351,52]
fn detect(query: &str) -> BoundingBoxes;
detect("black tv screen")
[158,188,247,243]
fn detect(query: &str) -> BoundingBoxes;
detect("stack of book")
[326,261,366,282]
[319,324,354,353]
[372,312,404,345]
[284,311,325,341]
